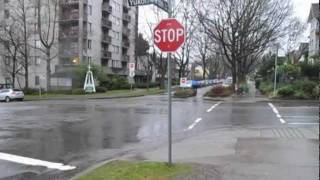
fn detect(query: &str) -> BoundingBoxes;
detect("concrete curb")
[24,93,166,102]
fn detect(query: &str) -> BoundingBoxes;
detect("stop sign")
[154,18,185,52]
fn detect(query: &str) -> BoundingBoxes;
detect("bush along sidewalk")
[276,80,319,99]
[173,87,197,98]
[204,86,234,97]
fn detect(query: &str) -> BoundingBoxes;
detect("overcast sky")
[137,0,318,57]
[138,0,318,41]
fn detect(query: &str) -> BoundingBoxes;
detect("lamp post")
[273,46,279,95]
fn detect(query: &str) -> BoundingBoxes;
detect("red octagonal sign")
[154,18,185,52]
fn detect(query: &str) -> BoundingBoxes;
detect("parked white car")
[0,89,24,102]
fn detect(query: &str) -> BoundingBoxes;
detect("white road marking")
[206,102,222,112]
[186,118,202,130]
[268,103,286,124]
[0,152,76,171]
[288,122,319,125]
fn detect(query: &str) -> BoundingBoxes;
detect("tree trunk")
[23,0,29,89]
[46,49,51,91]
[12,58,16,88]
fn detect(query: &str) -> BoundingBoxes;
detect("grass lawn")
[77,161,192,180]
[24,88,165,101]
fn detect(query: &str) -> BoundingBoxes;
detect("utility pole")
[167,0,173,166]
[273,46,279,95]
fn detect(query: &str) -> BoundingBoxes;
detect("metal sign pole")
[167,0,173,166]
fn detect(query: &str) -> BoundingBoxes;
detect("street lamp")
[273,45,279,95]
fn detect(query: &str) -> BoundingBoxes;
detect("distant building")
[307,3,319,63]
[0,0,137,90]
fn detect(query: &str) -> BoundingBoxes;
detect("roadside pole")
[167,0,173,166]
[273,46,278,95]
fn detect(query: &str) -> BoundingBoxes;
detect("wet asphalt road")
[0,90,318,179]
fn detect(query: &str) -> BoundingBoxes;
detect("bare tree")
[0,25,24,88]
[16,0,32,89]
[174,1,197,79]
[140,55,154,90]
[194,30,210,80]
[193,0,292,87]
[35,0,58,91]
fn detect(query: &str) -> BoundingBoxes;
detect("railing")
[102,35,112,43]
[101,18,112,29]
[122,55,129,62]
[122,27,130,36]
[122,40,130,48]
[101,50,112,59]
[102,3,112,13]
[60,11,79,21]
[123,14,131,22]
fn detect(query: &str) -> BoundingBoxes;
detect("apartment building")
[307,3,319,63]
[0,0,137,90]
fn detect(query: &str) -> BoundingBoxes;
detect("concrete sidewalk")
[139,127,319,180]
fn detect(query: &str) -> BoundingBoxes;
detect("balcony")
[102,3,112,14]
[122,55,129,62]
[101,18,112,29]
[60,11,79,22]
[60,0,87,6]
[122,40,130,49]
[122,27,130,36]
[101,50,112,59]
[101,35,112,44]
[59,30,79,40]
[123,14,131,22]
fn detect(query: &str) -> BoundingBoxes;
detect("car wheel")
[5,96,10,103]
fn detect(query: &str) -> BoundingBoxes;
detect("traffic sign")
[153,18,185,52]
[129,71,135,78]
[128,63,135,72]
[180,77,187,87]
[127,0,169,12]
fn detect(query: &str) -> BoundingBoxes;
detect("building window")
[35,76,40,86]
[112,30,120,40]
[35,40,41,48]
[35,56,40,65]
[4,10,10,19]
[5,77,11,85]
[88,5,92,15]
[89,22,92,33]
[112,60,121,68]
[88,40,92,49]
[112,45,119,53]
[4,56,10,66]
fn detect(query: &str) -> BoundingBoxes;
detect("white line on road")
[268,103,286,124]
[186,118,202,130]
[0,152,76,171]
[206,102,222,112]
[288,122,319,125]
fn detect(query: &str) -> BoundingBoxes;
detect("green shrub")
[100,75,130,90]
[258,82,273,95]
[174,88,197,98]
[205,86,233,97]
[293,90,308,99]
[294,80,317,95]
[277,86,295,97]
[239,83,249,94]
[72,88,86,95]
[48,89,73,94]
[299,63,320,80]
[96,86,107,93]
[135,82,160,88]
[23,88,42,95]
[312,86,319,98]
